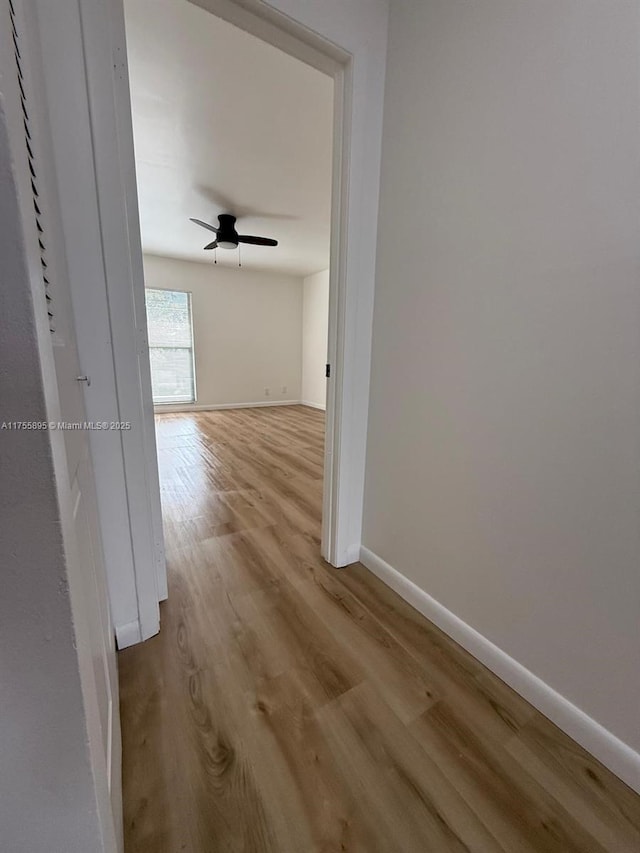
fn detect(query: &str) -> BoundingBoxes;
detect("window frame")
[145,287,197,406]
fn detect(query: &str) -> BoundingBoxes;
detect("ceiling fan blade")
[190,217,219,234]
[237,235,278,246]
[195,184,295,221]
[203,240,218,250]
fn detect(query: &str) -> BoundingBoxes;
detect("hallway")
[119,406,640,852]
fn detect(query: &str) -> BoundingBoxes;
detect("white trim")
[190,0,345,73]
[79,0,166,630]
[108,0,168,604]
[344,543,361,565]
[300,401,326,411]
[115,619,142,650]
[154,400,300,413]
[359,546,640,794]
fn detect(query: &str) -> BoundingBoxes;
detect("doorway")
[32,0,387,652]
[123,0,333,573]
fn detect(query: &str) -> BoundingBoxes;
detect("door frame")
[39,0,387,640]
[105,0,387,571]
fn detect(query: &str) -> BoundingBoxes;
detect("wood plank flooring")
[119,404,640,852]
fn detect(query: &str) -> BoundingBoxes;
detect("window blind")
[145,288,196,404]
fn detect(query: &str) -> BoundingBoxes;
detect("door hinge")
[325,363,331,378]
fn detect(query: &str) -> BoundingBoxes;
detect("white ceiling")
[124,0,333,276]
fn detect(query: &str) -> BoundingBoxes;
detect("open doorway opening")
[123,0,333,571]
[32,0,385,652]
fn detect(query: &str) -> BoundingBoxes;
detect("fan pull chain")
[238,244,242,268]
[214,248,217,265]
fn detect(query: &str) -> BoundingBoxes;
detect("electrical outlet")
[281,385,287,395]
[264,387,270,396]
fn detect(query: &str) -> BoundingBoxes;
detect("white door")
[3,0,122,845]
[48,237,123,835]
[51,268,123,836]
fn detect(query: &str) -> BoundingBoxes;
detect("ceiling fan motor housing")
[216,214,239,249]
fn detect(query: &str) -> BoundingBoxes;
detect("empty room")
[2,1,640,851]
[123,0,333,567]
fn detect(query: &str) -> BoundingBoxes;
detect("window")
[145,288,196,404]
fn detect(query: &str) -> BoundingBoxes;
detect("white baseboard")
[115,619,142,650]
[300,400,326,411]
[359,546,640,793]
[154,400,301,414]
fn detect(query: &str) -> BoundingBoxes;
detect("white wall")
[364,0,640,783]
[143,254,303,407]
[301,268,329,408]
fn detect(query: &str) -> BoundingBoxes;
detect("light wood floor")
[120,405,640,852]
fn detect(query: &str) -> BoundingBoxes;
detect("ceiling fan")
[190,214,278,251]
